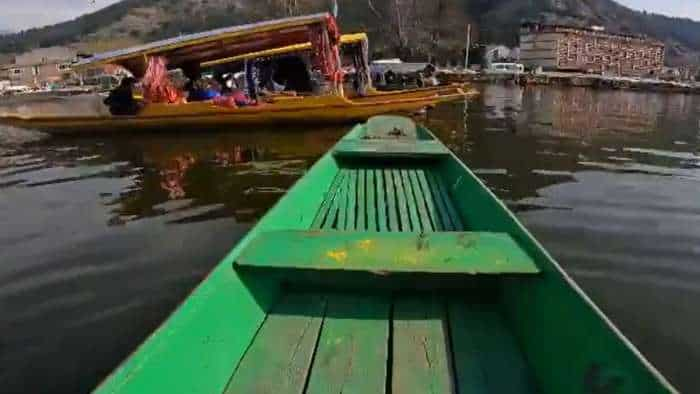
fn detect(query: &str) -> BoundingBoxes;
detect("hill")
[1,0,699,66]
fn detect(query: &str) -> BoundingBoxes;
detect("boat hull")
[0,90,468,134]
[93,116,675,394]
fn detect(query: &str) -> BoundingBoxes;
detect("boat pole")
[465,24,471,69]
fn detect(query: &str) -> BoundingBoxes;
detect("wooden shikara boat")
[0,92,465,133]
[95,116,675,394]
[0,15,467,134]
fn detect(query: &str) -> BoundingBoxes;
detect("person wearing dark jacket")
[103,77,140,116]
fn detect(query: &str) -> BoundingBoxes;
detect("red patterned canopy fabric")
[309,15,343,88]
[141,56,185,104]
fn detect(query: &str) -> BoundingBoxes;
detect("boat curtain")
[353,39,372,96]
[309,15,343,92]
[141,56,184,104]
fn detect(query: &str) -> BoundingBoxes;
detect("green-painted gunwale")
[95,116,676,394]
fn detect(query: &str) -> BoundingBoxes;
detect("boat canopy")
[75,13,342,80]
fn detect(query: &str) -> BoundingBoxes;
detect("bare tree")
[367,0,382,19]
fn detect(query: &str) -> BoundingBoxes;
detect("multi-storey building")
[6,46,77,87]
[520,23,665,77]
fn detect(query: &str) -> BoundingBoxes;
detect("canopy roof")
[75,13,336,76]
[201,33,368,68]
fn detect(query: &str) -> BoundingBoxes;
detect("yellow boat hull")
[0,90,469,134]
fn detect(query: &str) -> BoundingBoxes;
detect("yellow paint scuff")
[357,239,373,251]
[326,249,348,263]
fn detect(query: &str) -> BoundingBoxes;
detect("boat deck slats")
[223,293,326,394]
[448,302,537,394]
[312,167,462,232]
[236,231,540,275]
[225,292,537,394]
[392,296,454,394]
[305,295,390,394]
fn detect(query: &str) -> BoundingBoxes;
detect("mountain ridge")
[0,0,699,66]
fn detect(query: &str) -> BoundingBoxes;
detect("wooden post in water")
[465,24,471,70]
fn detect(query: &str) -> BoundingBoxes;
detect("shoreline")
[439,71,700,95]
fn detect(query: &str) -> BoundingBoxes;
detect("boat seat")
[333,139,450,159]
[224,291,537,394]
[312,167,463,232]
[236,230,539,275]
[334,115,448,159]
[364,115,418,139]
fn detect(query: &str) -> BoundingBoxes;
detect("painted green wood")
[305,295,390,394]
[416,169,442,231]
[409,169,434,232]
[425,170,454,231]
[365,114,418,139]
[237,231,539,274]
[333,169,350,229]
[432,171,464,230]
[384,169,399,232]
[392,170,411,231]
[448,301,536,394]
[96,117,676,394]
[224,293,326,394]
[366,169,377,231]
[312,171,346,229]
[400,169,423,232]
[93,128,343,394]
[321,170,347,230]
[344,169,357,230]
[392,296,454,394]
[437,148,676,394]
[357,169,367,230]
[333,140,450,159]
[375,169,388,232]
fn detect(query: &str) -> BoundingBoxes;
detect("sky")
[0,0,699,32]
[0,0,121,32]
[616,0,700,21]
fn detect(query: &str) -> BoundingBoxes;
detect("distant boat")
[94,115,676,394]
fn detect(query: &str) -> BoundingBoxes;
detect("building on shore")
[5,46,77,87]
[0,54,14,81]
[519,22,665,77]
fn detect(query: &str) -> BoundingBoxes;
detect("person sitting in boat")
[103,77,141,116]
[212,67,239,94]
[187,78,222,102]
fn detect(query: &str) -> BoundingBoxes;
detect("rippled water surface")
[1,85,699,392]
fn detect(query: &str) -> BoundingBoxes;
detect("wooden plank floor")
[312,166,464,232]
[225,292,536,394]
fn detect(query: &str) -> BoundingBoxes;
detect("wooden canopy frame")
[74,13,340,78]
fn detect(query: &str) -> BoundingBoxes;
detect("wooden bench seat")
[333,140,451,159]
[237,231,539,275]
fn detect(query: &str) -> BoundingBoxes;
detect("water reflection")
[1,85,699,392]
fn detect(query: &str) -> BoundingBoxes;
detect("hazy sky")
[617,0,700,21]
[0,0,121,32]
[0,0,698,32]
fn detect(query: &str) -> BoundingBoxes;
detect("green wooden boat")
[95,116,676,394]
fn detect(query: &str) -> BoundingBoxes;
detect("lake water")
[1,85,698,392]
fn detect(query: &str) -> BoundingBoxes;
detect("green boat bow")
[95,116,676,394]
